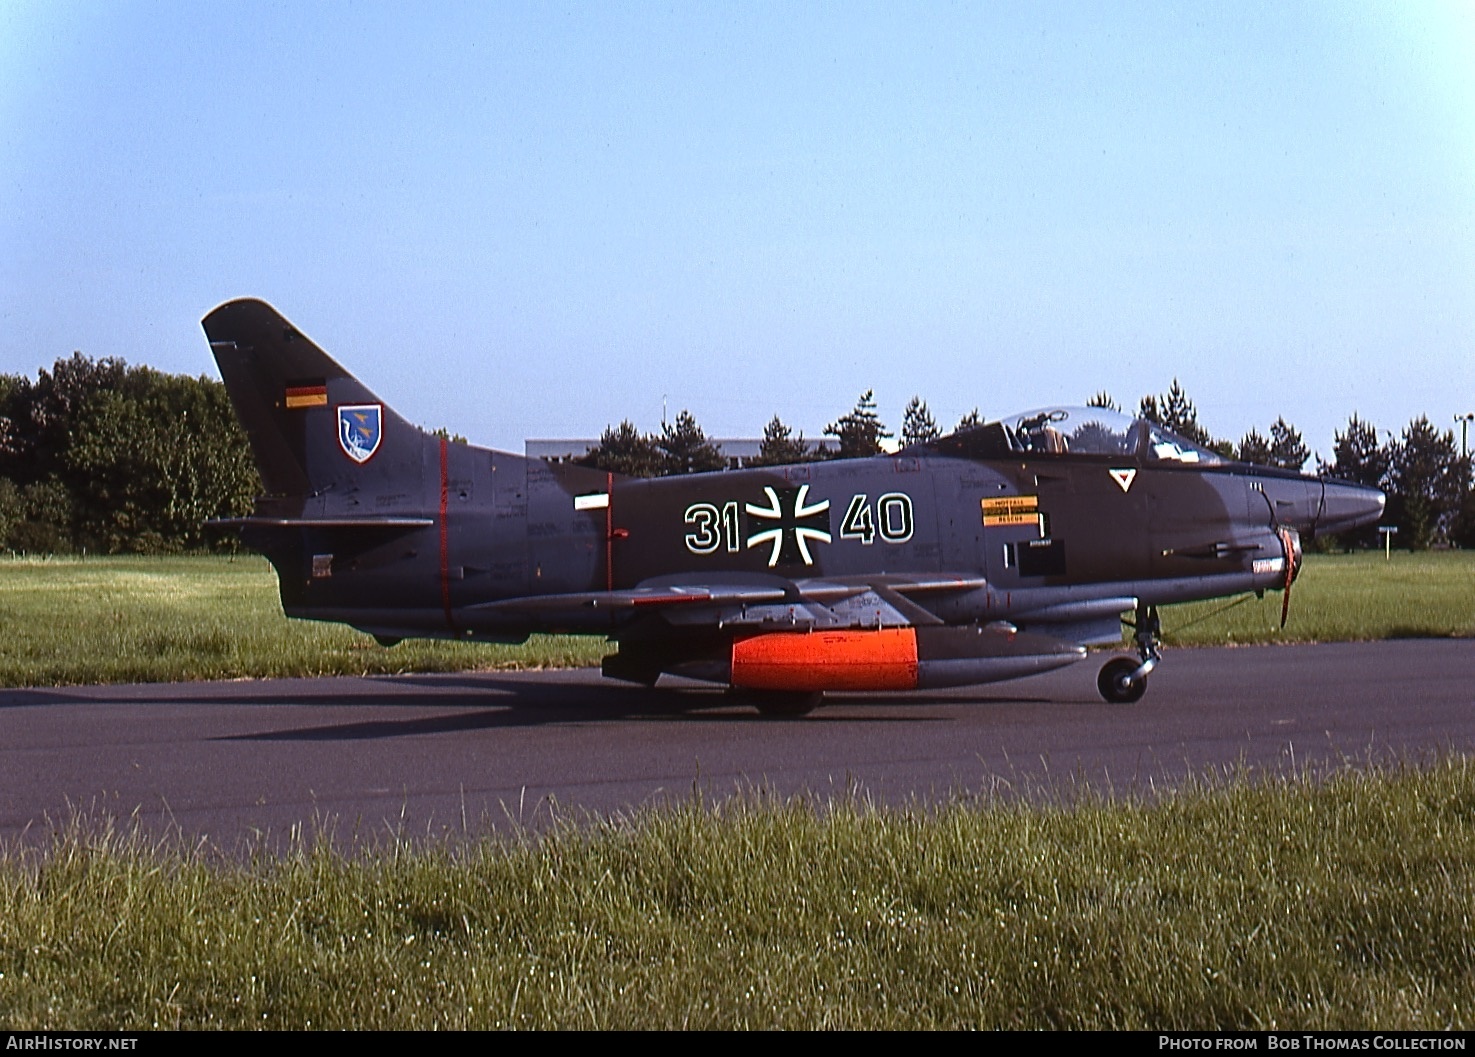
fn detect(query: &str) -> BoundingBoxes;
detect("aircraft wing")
[470,581,790,615]
[468,573,987,631]
[468,572,1086,692]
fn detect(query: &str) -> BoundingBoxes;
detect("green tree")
[1139,379,1213,447]
[749,415,811,467]
[62,370,258,552]
[578,421,664,478]
[825,390,890,458]
[1237,418,1308,471]
[0,477,19,547]
[1086,391,1119,412]
[0,353,127,493]
[1237,429,1273,466]
[1317,413,1390,549]
[5,478,74,553]
[900,396,940,447]
[0,356,259,553]
[1324,414,1388,489]
[1387,416,1465,549]
[953,408,983,432]
[1269,417,1309,471]
[658,410,726,475]
[1451,490,1475,549]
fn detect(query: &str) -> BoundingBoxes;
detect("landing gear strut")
[1098,603,1161,704]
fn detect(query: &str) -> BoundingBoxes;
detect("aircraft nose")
[1250,474,1385,538]
[1317,478,1386,537]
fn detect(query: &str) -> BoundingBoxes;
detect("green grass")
[3,761,1473,1029]
[0,554,604,686]
[3,556,1471,1028]
[1163,550,1475,646]
[0,551,1470,687]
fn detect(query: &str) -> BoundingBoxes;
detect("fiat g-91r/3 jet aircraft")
[204,299,1385,714]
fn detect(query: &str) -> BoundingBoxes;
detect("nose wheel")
[1098,603,1161,704]
[1098,657,1147,703]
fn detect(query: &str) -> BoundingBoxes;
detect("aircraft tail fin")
[203,298,430,503]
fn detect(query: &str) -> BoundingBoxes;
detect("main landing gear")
[1098,602,1161,704]
[728,689,823,717]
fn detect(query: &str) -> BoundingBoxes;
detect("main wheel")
[1097,657,1147,704]
[736,690,822,717]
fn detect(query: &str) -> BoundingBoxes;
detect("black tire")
[737,690,822,717]
[1097,657,1147,704]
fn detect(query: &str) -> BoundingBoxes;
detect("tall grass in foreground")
[3,761,1473,1029]
[0,551,1470,687]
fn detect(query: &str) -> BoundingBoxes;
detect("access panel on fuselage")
[526,459,610,594]
[1143,465,1254,578]
[981,458,1149,590]
[440,446,534,607]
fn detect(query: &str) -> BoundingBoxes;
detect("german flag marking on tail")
[284,381,328,409]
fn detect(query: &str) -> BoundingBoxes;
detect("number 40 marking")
[840,492,913,545]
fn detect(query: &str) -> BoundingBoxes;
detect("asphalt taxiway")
[2,639,1470,847]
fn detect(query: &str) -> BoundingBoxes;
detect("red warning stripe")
[439,436,455,633]
[731,628,919,691]
[605,472,614,591]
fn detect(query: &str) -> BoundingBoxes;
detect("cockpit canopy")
[923,406,1225,465]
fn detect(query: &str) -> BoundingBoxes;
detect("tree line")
[1090,380,1473,550]
[581,378,1475,550]
[0,354,257,553]
[574,390,905,475]
[0,354,1468,553]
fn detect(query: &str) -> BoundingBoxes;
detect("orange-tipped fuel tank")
[729,625,1085,692]
[731,628,919,691]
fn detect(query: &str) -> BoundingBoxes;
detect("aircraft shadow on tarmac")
[216,676,1067,742]
[0,673,1065,740]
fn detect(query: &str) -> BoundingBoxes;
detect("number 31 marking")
[684,500,741,554]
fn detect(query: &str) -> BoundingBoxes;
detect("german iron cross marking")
[745,485,832,566]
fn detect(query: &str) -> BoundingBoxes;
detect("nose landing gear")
[1098,602,1161,704]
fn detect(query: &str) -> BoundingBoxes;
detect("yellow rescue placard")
[982,495,1042,528]
[984,512,1042,528]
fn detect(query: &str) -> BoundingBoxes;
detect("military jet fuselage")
[205,299,1385,711]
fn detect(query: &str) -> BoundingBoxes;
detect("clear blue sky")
[2,1,1472,460]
